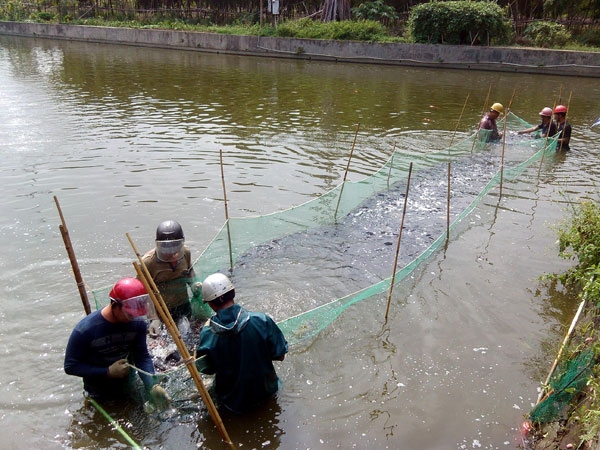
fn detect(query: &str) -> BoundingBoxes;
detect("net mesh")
[88,113,559,408]
[91,112,557,350]
[92,113,556,345]
[529,348,595,424]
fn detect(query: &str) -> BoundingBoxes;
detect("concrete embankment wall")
[1,21,599,77]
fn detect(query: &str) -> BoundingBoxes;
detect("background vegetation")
[1,0,599,48]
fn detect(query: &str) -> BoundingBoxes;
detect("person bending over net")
[195,273,288,415]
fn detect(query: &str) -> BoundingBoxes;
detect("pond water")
[1,34,599,449]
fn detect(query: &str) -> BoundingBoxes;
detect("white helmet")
[201,273,234,302]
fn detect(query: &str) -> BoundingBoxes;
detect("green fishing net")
[529,348,595,424]
[91,112,558,351]
[86,112,560,411]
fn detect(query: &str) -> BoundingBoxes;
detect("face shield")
[156,239,184,263]
[115,294,157,321]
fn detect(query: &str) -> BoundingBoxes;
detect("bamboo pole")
[88,397,142,449]
[498,88,516,197]
[334,123,360,222]
[386,142,397,188]
[384,162,413,322]
[472,84,493,153]
[54,196,91,315]
[446,162,451,242]
[220,149,234,272]
[537,98,558,178]
[535,296,586,404]
[127,234,236,449]
[557,91,573,152]
[449,93,470,148]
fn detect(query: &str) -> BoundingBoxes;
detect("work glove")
[190,282,204,305]
[149,384,171,410]
[107,358,129,378]
[148,319,162,338]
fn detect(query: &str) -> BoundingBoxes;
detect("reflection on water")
[1,34,599,449]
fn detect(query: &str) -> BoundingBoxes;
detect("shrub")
[32,11,54,21]
[557,201,600,286]
[522,21,572,48]
[407,1,512,45]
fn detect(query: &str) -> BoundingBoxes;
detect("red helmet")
[554,105,567,114]
[109,277,147,302]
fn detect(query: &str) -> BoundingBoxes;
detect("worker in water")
[142,220,207,336]
[195,273,288,415]
[517,107,557,138]
[64,277,170,407]
[553,105,571,151]
[478,102,504,142]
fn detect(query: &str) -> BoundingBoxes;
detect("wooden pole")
[220,150,234,272]
[557,91,573,152]
[498,88,516,197]
[538,98,558,177]
[334,123,360,223]
[535,297,586,404]
[127,234,236,449]
[449,93,470,148]
[54,196,92,315]
[446,162,451,242]
[384,162,413,322]
[386,142,397,188]
[472,84,492,153]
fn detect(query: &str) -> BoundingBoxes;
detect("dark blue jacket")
[64,310,154,399]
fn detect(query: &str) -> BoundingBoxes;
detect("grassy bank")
[2,12,599,51]
[528,201,600,449]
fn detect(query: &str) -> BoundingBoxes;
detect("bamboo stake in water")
[557,91,573,152]
[446,162,451,242]
[54,195,91,315]
[220,149,234,272]
[384,162,413,322]
[386,142,397,188]
[127,234,236,449]
[449,93,470,148]
[498,87,516,197]
[334,123,360,222]
[537,99,558,178]
[472,84,492,154]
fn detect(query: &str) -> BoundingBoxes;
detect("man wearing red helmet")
[64,277,169,406]
[553,105,571,151]
[517,107,558,138]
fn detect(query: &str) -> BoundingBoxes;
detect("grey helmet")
[156,220,184,241]
[155,220,185,262]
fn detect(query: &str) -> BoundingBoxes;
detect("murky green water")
[0,34,599,449]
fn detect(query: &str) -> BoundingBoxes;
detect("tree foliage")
[352,0,399,24]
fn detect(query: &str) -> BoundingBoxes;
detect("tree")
[319,0,351,21]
